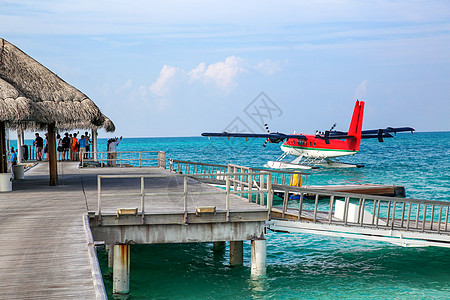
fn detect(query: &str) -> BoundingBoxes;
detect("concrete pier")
[113,244,130,295]
[251,239,267,276]
[106,245,114,268]
[230,241,244,266]
[213,241,226,251]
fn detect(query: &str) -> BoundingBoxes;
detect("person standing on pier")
[84,132,91,159]
[43,133,48,161]
[57,134,64,161]
[72,133,79,161]
[109,136,122,167]
[62,132,70,160]
[33,133,43,161]
[10,147,17,166]
[79,135,86,162]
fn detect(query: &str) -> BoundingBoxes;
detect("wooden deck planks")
[0,162,268,298]
[0,162,97,299]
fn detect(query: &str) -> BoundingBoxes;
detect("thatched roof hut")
[0,38,113,130]
[0,38,115,184]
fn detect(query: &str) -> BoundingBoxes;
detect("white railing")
[81,151,166,168]
[96,171,273,224]
[273,185,450,235]
[169,159,309,188]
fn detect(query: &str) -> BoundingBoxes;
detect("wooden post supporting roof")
[48,123,57,186]
[0,122,6,173]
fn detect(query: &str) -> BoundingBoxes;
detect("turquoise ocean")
[14,132,450,298]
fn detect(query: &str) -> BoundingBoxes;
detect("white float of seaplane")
[202,100,415,169]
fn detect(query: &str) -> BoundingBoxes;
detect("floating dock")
[293,184,405,197]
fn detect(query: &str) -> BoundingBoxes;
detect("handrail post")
[344,197,350,225]
[282,188,289,219]
[141,177,145,224]
[97,176,102,224]
[298,193,304,220]
[248,171,252,203]
[438,205,443,234]
[360,198,366,226]
[226,174,230,222]
[267,173,273,220]
[313,194,319,222]
[139,152,142,167]
[184,176,188,224]
[120,152,123,167]
[328,195,335,224]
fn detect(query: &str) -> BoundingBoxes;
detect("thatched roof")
[0,38,114,132]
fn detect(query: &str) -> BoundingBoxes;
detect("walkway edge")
[83,215,108,300]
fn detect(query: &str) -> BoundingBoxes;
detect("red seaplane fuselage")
[280,101,365,159]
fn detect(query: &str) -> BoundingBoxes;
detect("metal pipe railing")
[272,185,450,235]
[168,160,309,191]
[81,151,166,168]
[96,171,273,224]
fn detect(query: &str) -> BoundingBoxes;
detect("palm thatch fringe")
[0,38,108,128]
[0,78,34,121]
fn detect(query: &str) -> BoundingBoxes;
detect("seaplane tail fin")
[346,100,365,151]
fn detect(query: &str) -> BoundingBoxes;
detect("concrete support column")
[113,244,130,295]
[230,241,244,266]
[106,245,114,268]
[92,129,98,161]
[213,241,226,251]
[251,239,266,276]
[17,129,23,163]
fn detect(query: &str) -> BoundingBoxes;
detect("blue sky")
[2,0,449,138]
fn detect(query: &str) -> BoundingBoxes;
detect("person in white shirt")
[108,136,122,167]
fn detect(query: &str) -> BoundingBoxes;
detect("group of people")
[33,131,92,162]
[29,132,123,166]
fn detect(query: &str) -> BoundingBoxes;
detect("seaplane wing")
[318,127,415,142]
[201,132,307,140]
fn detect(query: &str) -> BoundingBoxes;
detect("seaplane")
[202,100,415,169]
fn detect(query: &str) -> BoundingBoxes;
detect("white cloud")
[150,56,247,96]
[355,79,368,99]
[115,79,133,94]
[192,56,246,90]
[188,62,206,81]
[150,65,178,97]
[254,59,282,76]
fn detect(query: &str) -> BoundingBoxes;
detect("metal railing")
[273,185,450,235]
[82,151,166,168]
[168,159,309,188]
[96,171,273,224]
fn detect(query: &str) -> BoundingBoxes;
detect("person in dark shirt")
[33,133,44,161]
[62,132,70,160]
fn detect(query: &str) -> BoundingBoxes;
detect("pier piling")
[213,241,226,251]
[230,241,244,266]
[106,245,114,268]
[251,239,267,276]
[113,244,130,295]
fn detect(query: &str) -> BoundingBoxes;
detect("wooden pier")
[1,157,449,298]
[0,160,270,297]
[0,162,101,299]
